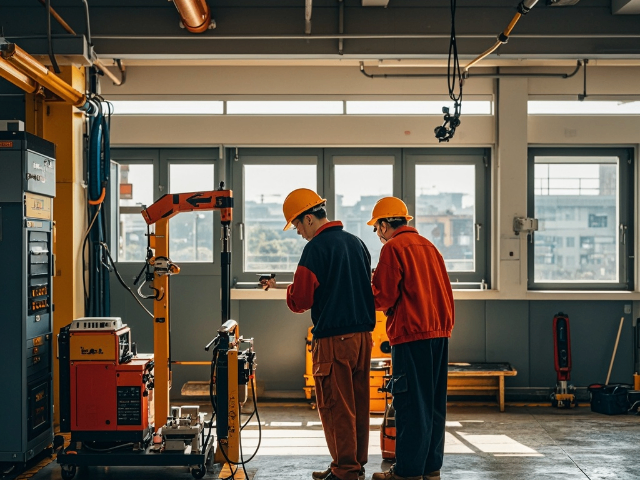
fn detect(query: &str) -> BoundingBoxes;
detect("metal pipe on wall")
[86,32,640,42]
[94,58,123,86]
[172,0,212,33]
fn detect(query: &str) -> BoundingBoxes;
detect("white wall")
[103,64,640,301]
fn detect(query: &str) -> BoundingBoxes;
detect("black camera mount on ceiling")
[434,102,461,143]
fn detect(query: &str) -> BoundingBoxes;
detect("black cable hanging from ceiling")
[435,0,463,143]
[45,0,61,73]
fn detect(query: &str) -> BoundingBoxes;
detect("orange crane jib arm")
[141,190,233,225]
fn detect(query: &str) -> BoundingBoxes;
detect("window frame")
[231,148,323,284]
[110,149,160,267]
[111,149,220,276]
[403,148,491,287]
[527,147,634,291]
[323,148,402,269]
[161,149,219,275]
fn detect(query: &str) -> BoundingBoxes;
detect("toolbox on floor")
[588,384,630,415]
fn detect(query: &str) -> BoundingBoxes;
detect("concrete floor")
[9,403,640,480]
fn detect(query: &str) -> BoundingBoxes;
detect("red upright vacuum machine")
[551,312,577,408]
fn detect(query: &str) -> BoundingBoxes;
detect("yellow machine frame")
[142,186,242,477]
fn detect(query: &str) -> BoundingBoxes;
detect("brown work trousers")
[312,331,372,480]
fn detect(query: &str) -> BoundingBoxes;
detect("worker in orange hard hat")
[366,196,413,242]
[369,197,454,480]
[266,188,375,480]
[281,188,327,235]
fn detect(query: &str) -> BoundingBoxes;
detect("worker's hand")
[260,278,277,291]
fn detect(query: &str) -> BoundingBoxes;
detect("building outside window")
[168,164,215,262]
[405,149,490,287]
[528,149,633,290]
[334,162,394,268]
[243,163,316,272]
[118,164,153,262]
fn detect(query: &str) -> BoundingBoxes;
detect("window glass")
[227,101,343,115]
[335,164,393,267]
[118,164,154,262]
[347,101,492,115]
[528,101,640,115]
[244,164,316,272]
[415,165,476,272]
[110,101,223,115]
[169,164,215,262]
[533,158,618,283]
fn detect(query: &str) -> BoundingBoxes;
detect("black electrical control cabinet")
[0,131,55,463]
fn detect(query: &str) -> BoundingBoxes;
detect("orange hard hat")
[367,197,413,226]
[282,188,326,231]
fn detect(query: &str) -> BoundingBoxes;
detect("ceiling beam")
[2,2,640,60]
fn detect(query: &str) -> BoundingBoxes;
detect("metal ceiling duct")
[172,0,212,33]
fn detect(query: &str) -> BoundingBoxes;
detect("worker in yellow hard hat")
[266,188,375,480]
[368,197,454,480]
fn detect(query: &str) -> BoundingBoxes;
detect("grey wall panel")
[110,272,223,400]
[529,301,633,388]
[239,300,312,392]
[169,275,223,398]
[231,300,240,323]
[0,81,25,123]
[449,300,486,363]
[109,271,155,354]
[486,301,530,387]
[110,278,638,393]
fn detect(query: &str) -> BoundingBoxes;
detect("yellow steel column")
[27,65,86,429]
[153,218,171,429]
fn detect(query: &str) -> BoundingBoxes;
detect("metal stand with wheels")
[57,433,214,480]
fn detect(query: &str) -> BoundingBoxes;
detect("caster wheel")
[191,465,206,479]
[61,465,77,480]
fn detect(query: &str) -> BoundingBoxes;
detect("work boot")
[371,465,422,480]
[425,471,441,480]
[312,465,365,480]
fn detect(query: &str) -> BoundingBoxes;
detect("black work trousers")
[391,337,449,478]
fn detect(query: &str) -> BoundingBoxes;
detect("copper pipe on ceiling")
[0,43,88,109]
[0,57,39,93]
[37,0,77,35]
[94,58,123,86]
[172,0,212,33]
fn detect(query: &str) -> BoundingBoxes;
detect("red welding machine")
[60,318,155,443]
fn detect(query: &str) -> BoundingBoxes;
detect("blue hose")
[87,108,111,316]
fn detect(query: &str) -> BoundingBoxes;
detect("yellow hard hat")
[282,188,326,231]
[367,197,413,226]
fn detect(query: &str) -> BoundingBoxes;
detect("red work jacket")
[372,226,454,346]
